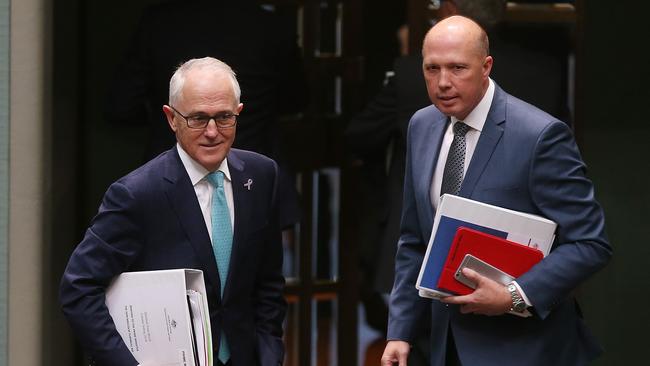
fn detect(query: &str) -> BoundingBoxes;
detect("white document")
[416,194,557,299]
[105,269,213,366]
[187,290,211,366]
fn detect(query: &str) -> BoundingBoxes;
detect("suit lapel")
[222,150,248,300]
[418,114,448,225]
[162,148,221,295]
[459,85,507,198]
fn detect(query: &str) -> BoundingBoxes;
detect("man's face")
[422,25,492,120]
[163,70,243,171]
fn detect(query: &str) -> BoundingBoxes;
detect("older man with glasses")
[60,57,286,366]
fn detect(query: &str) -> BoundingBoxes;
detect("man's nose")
[438,69,451,88]
[204,119,220,136]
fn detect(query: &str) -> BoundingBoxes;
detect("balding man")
[61,57,286,366]
[381,16,610,366]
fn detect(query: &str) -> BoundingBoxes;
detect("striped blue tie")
[206,171,232,364]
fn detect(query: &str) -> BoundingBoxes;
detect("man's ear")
[236,103,244,114]
[483,55,493,78]
[162,105,177,132]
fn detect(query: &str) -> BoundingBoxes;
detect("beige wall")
[9,0,47,364]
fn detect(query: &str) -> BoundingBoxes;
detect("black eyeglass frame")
[169,105,239,129]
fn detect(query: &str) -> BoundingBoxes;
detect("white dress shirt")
[430,78,495,210]
[176,143,235,238]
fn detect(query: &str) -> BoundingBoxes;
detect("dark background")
[579,2,650,364]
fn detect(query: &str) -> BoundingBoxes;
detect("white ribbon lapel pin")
[244,178,253,191]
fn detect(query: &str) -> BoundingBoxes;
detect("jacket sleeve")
[386,116,432,342]
[345,75,399,158]
[517,121,612,319]
[59,182,143,366]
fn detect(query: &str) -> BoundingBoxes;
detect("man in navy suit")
[60,57,286,366]
[381,16,611,366]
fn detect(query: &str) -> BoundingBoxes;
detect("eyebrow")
[188,110,236,116]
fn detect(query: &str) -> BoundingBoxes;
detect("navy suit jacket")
[387,84,612,366]
[60,147,286,366]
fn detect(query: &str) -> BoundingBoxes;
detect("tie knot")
[207,171,225,188]
[453,122,471,137]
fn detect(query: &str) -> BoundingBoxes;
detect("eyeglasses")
[169,105,238,129]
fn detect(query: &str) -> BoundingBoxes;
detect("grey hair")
[168,57,241,106]
[452,0,507,30]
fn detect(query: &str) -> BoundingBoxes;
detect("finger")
[459,304,475,314]
[381,350,399,366]
[398,351,408,366]
[380,355,395,366]
[461,267,482,283]
[440,294,472,305]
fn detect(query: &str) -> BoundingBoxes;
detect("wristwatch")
[507,282,527,313]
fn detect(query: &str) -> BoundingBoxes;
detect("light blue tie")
[206,171,232,364]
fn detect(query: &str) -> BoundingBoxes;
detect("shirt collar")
[176,143,231,185]
[450,78,495,132]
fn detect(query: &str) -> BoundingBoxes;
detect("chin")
[436,106,455,117]
[440,106,466,119]
[198,155,225,171]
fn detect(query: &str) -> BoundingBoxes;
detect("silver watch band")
[507,282,526,313]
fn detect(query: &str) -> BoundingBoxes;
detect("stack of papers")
[416,194,557,299]
[187,289,212,366]
[105,269,213,366]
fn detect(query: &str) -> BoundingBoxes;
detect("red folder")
[436,227,544,295]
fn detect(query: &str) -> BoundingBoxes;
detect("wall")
[0,0,8,363]
[8,0,47,365]
[580,0,650,364]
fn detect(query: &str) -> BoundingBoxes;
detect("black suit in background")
[346,54,431,364]
[107,0,307,228]
[346,55,430,295]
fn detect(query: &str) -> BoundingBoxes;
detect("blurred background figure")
[345,20,432,366]
[345,22,429,326]
[107,0,308,231]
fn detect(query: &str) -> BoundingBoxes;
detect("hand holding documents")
[105,269,213,366]
[416,194,556,299]
[436,227,544,295]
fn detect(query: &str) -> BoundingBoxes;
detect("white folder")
[416,194,557,299]
[105,269,213,366]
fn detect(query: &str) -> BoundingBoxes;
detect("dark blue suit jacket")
[387,84,612,366]
[60,147,286,366]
